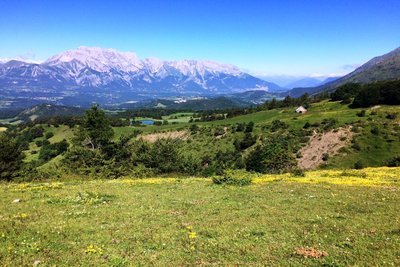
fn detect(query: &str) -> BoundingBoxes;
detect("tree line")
[330,80,400,107]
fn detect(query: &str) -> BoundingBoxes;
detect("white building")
[295,106,307,113]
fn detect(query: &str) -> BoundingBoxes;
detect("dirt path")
[139,130,189,143]
[297,127,353,170]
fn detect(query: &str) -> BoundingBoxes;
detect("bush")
[214,127,225,136]
[303,122,311,129]
[371,126,380,135]
[386,113,397,120]
[270,120,288,132]
[45,132,54,139]
[212,169,252,186]
[291,168,306,177]
[189,124,199,134]
[356,110,366,117]
[237,132,256,150]
[147,139,182,173]
[39,140,69,161]
[180,154,202,175]
[351,141,361,151]
[245,121,254,132]
[354,160,364,169]
[35,140,44,147]
[321,118,338,131]
[129,164,155,178]
[322,153,329,161]
[62,147,104,175]
[236,123,245,132]
[246,143,296,174]
[0,134,24,180]
[386,156,400,167]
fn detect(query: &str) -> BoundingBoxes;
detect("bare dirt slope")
[139,130,189,143]
[298,127,353,170]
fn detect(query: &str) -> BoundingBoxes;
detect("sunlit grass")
[0,166,399,265]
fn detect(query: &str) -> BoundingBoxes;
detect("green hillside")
[13,100,400,175]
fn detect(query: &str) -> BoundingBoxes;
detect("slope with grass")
[0,167,399,266]
[20,100,400,171]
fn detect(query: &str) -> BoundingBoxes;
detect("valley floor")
[1,167,399,266]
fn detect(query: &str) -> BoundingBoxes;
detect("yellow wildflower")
[188,232,197,239]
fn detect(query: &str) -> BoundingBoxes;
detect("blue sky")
[0,0,399,77]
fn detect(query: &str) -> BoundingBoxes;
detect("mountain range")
[1,46,399,109]
[0,46,283,108]
[284,76,340,89]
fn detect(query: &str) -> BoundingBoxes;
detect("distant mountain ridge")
[0,46,283,108]
[285,76,341,89]
[289,47,400,97]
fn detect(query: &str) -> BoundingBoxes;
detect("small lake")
[139,120,154,125]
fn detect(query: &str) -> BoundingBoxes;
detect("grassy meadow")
[1,167,399,266]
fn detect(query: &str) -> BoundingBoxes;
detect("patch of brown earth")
[139,130,189,143]
[215,127,228,139]
[294,247,328,258]
[297,127,353,170]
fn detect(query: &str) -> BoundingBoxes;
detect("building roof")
[296,106,307,112]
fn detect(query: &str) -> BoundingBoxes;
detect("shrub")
[291,168,306,177]
[147,139,182,173]
[214,127,225,136]
[236,123,245,132]
[62,147,104,175]
[129,164,155,178]
[45,132,54,139]
[212,169,252,186]
[180,154,202,175]
[0,133,24,181]
[386,113,397,120]
[354,160,364,169]
[35,140,44,147]
[39,140,69,161]
[270,120,288,132]
[322,153,329,161]
[321,118,338,131]
[370,126,380,135]
[246,143,296,174]
[340,169,367,178]
[245,121,254,132]
[303,122,311,129]
[238,132,256,150]
[356,110,366,117]
[189,124,199,134]
[351,141,361,151]
[386,156,400,167]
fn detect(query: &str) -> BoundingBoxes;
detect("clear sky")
[0,0,399,76]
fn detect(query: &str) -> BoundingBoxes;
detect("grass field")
[1,167,399,266]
